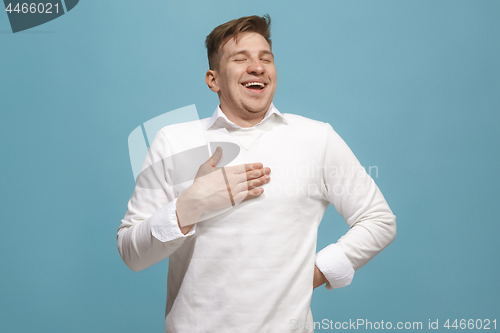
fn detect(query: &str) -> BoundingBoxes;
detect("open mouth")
[242,82,266,91]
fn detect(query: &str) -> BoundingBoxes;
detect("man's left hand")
[313,265,328,289]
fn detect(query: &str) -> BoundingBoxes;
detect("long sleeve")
[316,123,396,288]
[117,131,196,272]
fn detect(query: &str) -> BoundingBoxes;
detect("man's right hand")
[176,147,271,233]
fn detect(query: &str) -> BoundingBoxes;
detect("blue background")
[1,1,499,332]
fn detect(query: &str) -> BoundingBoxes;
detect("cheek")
[270,69,277,80]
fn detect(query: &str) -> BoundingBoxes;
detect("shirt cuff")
[150,198,196,242]
[315,243,355,290]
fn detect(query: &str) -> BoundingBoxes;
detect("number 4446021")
[5,3,59,14]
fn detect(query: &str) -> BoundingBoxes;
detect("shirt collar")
[205,103,288,131]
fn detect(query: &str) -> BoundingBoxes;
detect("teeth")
[244,82,265,88]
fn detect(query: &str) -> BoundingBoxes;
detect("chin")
[244,102,271,114]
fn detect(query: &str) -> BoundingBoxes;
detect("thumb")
[209,146,223,169]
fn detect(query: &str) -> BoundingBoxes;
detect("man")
[118,15,396,333]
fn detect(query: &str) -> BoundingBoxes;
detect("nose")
[247,58,265,75]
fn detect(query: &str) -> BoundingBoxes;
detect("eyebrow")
[260,50,274,58]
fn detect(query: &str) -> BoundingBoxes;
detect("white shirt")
[117,104,396,333]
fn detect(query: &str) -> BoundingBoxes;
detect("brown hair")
[205,14,272,71]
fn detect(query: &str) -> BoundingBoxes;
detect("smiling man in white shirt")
[118,15,396,333]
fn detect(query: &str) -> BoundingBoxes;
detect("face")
[206,32,277,127]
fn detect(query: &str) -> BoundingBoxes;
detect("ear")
[205,70,220,93]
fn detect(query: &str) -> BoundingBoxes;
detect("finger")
[209,146,223,170]
[226,162,263,174]
[244,162,263,172]
[232,174,268,196]
[195,147,223,179]
[243,187,265,201]
[246,167,271,181]
[231,187,262,204]
[246,174,270,190]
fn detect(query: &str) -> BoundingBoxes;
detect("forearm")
[336,213,396,270]
[118,199,195,271]
[118,221,175,272]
